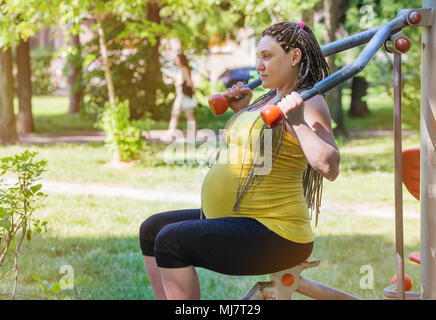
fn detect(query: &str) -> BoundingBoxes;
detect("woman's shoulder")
[297,90,329,116]
[283,91,331,139]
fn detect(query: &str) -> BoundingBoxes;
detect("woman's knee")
[153,223,178,256]
[154,223,191,268]
[139,214,166,256]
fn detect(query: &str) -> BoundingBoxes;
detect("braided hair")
[206,22,330,226]
[262,22,329,93]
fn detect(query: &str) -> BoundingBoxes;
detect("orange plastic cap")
[391,273,413,291]
[409,251,421,264]
[260,104,284,128]
[281,273,295,287]
[208,94,229,115]
[395,37,411,53]
[408,11,422,25]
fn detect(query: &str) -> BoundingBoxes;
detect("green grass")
[0,143,205,193]
[0,193,270,300]
[0,131,423,300]
[342,87,418,132]
[14,96,97,134]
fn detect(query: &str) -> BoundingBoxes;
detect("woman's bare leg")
[159,265,201,300]
[144,256,167,300]
[167,113,180,134]
[184,110,196,134]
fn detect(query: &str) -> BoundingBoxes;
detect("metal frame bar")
[301,14,409,102]
[420,0,436,300]
[393,52,405,300]
[320,8,433,57]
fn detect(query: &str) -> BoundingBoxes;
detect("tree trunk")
[349,76,369,117]
[95,13,119,162]
[68,34,83,114]
[132,0,162,120]
[16,39,35,134]
[323,0,349,137]
[95,12,116,106]
[0,47,19,145]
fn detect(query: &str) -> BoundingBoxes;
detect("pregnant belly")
[200,163,241,219]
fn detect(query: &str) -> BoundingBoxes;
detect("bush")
[96,99,152,162]
[30,46,55,96]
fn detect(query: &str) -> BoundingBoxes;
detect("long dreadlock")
[206,22,330,226]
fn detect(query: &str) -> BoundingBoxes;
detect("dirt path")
[42,180,201,205]
[18,129,418,145]
[2,177,201,205]
[45,179,418,219]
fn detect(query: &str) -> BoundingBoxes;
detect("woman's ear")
[290,48,302,66]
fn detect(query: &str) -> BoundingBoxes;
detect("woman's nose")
[256,61,264,71]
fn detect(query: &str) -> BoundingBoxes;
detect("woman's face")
[255,36,301,94]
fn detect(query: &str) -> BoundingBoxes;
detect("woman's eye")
[256,54,271,62]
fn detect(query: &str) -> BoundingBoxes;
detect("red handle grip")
[208,94,230,115]
[208,96,284,128]
[260,104,284,128]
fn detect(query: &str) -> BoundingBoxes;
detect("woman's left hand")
[277,92,306,125]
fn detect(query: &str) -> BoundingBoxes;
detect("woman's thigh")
[139,208,203,256]
[154,216,313,276]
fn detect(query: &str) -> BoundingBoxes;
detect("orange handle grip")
[260,104,284,128]
[208,79,262,115]
[208,94,230,115]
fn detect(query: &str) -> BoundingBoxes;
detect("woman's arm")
[277,92,340,181]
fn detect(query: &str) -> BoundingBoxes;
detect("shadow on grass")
[34,113,98,134]
[344,106,394,131]
[0,232,421,300]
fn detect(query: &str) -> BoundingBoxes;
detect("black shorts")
[139,209,313,276]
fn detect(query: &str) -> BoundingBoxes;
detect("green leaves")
[0,150,48,298]
[0,220,11,231]
[30,184,42,194]
[96,98,145,162]
[32,275,63,298]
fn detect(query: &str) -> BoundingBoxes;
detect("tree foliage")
[0,150,48,299]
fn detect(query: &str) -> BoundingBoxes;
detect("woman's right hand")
[224,81,253,113]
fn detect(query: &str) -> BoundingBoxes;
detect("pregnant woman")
[139,21,340,300]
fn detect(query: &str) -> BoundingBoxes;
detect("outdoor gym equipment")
[208,11,415,128]
[223,3,435,300]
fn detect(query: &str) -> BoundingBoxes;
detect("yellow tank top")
[200,108,314,243]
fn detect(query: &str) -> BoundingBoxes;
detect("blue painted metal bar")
[301,14,408,102]
[242,11,410,101]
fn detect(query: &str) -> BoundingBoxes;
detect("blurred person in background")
[161,52,197,142]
